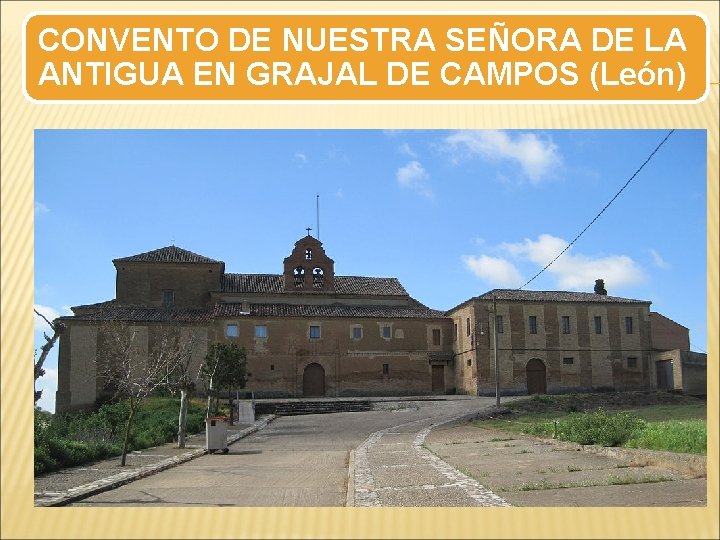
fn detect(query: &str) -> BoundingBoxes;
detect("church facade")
[55,235,687,413]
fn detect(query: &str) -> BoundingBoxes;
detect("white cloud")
[398,142,418,158]
[293,152,307,164]
[649,248,670,269]
[34,304,72,331]
[396,161,432,198]
[34,201,49,216]
[35,367,58,413]
[501,234,645,290]
[462,255,524,287]
[336,188,344,198]
[443,130,562,183]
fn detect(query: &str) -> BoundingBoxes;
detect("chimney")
[594,279,607,295]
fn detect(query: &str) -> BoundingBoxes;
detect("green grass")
[35,397,207,475]
[472,399,706,455]
[625,419,706,455]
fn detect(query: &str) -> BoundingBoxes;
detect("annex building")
[55,235,704,413]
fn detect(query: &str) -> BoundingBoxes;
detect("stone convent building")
[55,235,701,412]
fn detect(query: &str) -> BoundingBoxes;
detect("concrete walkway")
[34,415,275,507]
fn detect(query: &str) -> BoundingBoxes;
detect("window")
[627,357,638,369]
[466,317,471,336]
[162,289,174,308]
[293,266,305,287]
[454,323,458,342]
[382,325,391,339]
[270,364,275,371]
[562,316,571,334]
[528,316,537,334]
[562,357,574,365]
[467,358,472,367]
[352,326,362,340]
[495,315,504,334]
[255,325,267,339]
[432,328,441,345]
[594,316,602,334]
[309,325,321,339]
[625,316,633,334]
[312,267,324,288]
[382,363,389,375]
[305,248,312,260]
[226,324,239,338]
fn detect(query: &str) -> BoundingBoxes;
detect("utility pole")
[316,193,320,240]
[492,295,500,407]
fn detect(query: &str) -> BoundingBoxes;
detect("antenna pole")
[316,193,320,240]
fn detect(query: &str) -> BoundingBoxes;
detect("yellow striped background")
[1,1,717,539]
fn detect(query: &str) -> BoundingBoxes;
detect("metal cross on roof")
[306,227,312,236]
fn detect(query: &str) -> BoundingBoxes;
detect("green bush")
[35,397,206,475]
[557,408,646,447]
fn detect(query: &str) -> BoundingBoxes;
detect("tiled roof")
[64,301,444,321]
[474,289,649,304]
[222,274,283,293]
[221,273,408,296]
[113,246,221,264]
[63,305,215,323]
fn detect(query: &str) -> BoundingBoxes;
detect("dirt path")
[424,423,706,507]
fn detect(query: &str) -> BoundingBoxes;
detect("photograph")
[33,128,707,508]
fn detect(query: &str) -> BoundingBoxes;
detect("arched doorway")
[303,363,325,397]
[526,358,547,395]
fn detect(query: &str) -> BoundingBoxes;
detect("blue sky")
[34,129,707,412]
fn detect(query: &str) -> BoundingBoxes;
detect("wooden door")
[431,365,445,394]
[526,358,547,394]
[303,363,325,397]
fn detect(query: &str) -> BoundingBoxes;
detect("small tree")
[34,309,65,405]
[165,329,201,449]
[97,320,187,466]
[201,342,248,423]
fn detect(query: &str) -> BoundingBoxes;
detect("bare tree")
[97,320,188,466]
[34,309,65,405]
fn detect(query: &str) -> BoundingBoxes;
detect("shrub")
[35,397,207,475]
[625,420,706,455]
[557,408,646,447]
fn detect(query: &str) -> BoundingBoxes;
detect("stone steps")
[254,400,372,416]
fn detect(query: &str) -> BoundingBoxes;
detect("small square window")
[562,316,571,334]
[382,326,391,339]
[467,358,472,367]
[309,325,321,339]
[432,328,441,346]
[625,316,634,334]
[496,315,504,334]
[226,324,239,338]
[255,325,267,339]
[162,289,175,308]
[528,316,537,334]
[562,357,574,365]
[352,326,362,340]
[594,316,602,334]
[627,357,638,369]
[382,363,389,375]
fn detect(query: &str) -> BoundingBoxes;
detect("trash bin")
[205,416,229,454]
